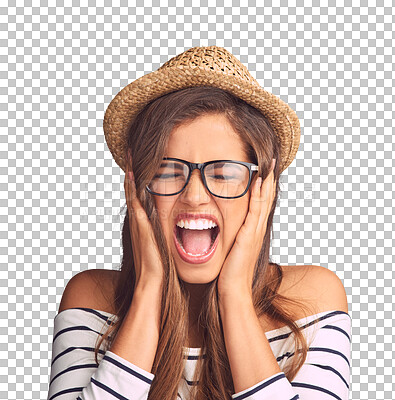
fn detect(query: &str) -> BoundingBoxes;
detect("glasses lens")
[205,162,250,198]
[147,160,189,195]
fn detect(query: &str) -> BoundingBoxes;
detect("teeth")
[189,220,197,229]
[178,240,209,256]
[176,218,218,230]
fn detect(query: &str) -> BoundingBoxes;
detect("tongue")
[180,228,212,255]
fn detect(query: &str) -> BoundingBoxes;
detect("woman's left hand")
[217,159,277,300]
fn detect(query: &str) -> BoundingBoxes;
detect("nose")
[179,170,211,205]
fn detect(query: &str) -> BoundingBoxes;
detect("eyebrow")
[160,161,185,171]
[160,160,245,172]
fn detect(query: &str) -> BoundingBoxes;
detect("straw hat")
[103,46,301,174]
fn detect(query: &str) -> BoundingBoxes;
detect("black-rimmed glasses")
[145,157,259,199]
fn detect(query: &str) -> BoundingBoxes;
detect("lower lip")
[173,226,220,264]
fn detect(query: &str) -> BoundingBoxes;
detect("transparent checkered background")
[1,1,394,399]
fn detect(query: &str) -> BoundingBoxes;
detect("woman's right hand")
[124,162,164,288]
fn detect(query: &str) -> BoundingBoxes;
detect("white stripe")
[47,308,351,400]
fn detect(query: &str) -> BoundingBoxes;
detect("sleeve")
[231,312,351,400]
[47,308,155,400]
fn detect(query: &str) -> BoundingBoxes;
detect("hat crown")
[104,46,301,174]
[158,46,260,87]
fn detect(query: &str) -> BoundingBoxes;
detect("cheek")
[221,196,250,242]
[153,199,175,238]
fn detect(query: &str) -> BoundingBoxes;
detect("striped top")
[47,308,351,400]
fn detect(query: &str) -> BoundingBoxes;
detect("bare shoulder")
[278,264,349,316]
[58,269,120,314]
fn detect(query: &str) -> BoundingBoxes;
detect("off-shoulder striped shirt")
[47,308,351,400]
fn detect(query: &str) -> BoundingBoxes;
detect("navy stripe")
[277,350,295,362]
[322,324,351,342]
[103,354,153,384]
[306,363,349,388]
[55,307,118,325]
[91,377,129,400]
[50,363,98,386]
[76,307,114,322]
[308,347,350,367]
[184,378,199,386]
[290,395,300,400]
[233,373,285,399]
[292,382,342,400]
[184,354,207,361]
[53,325,103,343]
[55,307,115,323]
[277,346,349,366]
[51,346,105,366]
[269,311,350,343]
[48,387,84,400]
[268,331,293,342]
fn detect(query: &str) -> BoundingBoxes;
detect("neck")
[183,282,213,330]
[182,281,210,346]
[183,281,209,317]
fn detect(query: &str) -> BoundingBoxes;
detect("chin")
[175,263,221,285]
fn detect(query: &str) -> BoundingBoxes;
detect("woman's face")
[153,113,255,284]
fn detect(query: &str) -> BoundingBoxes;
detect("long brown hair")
[94,87,314,399]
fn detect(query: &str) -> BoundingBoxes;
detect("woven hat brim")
[103,66,300,174]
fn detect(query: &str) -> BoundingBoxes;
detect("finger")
[260,160,276,199]
[271,159,276,195]
[240,174,262,234]
[261,176,275,207]
[124,168,136,211]
[124,164,130,190]
[124,171,132,202]
[266,178,276,218]
[256,172,269,201]
[243,161,275,234]
[251,174,263,203]
[253,174,274,227]
[271,159,277,201]
[128,170,137,201]
[272,173,277,202]
[125,170,151,227]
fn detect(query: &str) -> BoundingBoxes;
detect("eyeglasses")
[145,157,259,199]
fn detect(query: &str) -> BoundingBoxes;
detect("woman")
[47,46,351,400]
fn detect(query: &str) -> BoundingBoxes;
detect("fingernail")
[271,159,276,171]
[128,171,133,181]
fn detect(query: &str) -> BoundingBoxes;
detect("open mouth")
[173,223,220,263]
[175,225,220,251]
